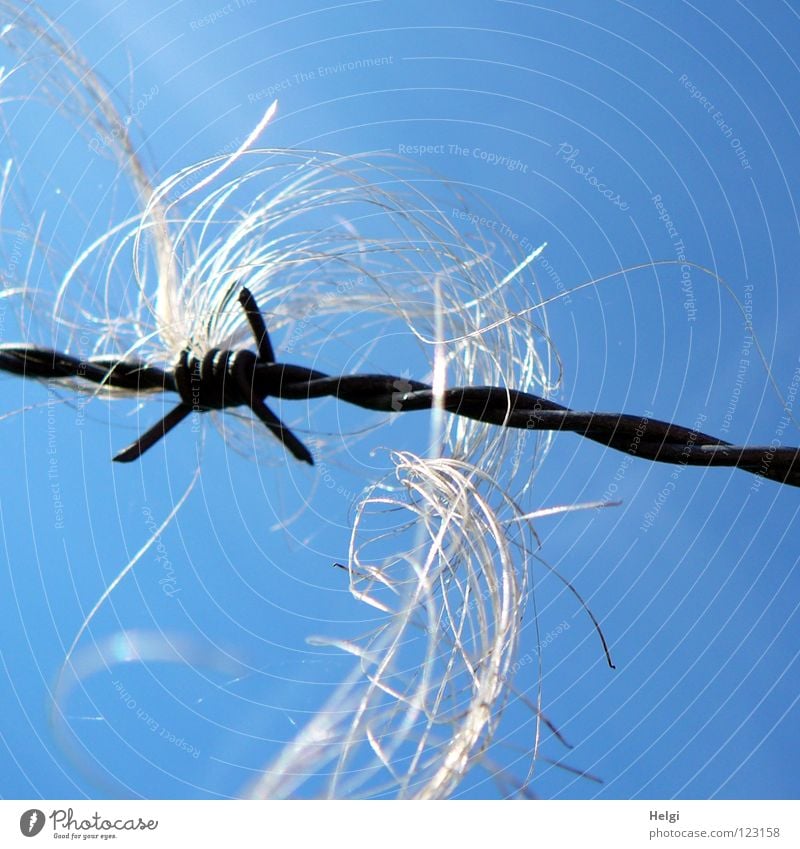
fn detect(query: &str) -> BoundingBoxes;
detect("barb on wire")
[1,287,798,488]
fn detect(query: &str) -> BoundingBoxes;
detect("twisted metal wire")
[1,288,798,487]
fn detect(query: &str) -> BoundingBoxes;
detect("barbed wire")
[1,287,798,488]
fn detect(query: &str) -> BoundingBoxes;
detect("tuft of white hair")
[0,1,568,798]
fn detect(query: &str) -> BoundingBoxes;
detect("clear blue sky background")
[0,0,798,799]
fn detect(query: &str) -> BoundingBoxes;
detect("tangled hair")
[0,1,592,798]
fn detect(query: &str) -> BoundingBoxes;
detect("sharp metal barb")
[113,403,192,463]
[248,396,314,465]
[238,287,275,363]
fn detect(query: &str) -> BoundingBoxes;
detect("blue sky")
[0,0,799,799]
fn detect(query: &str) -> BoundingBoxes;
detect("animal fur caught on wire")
[0,0,563,798]
[2,1,796,801]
